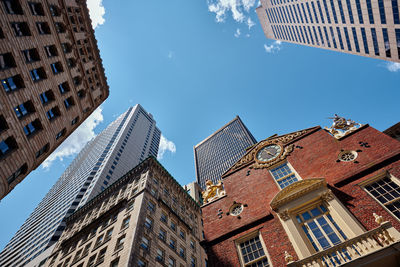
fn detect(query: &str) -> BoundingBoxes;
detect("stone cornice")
[270,178,327,211]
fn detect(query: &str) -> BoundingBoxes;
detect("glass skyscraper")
[194,116,257,190]
[256,0,400,62]
[0,105,161,267]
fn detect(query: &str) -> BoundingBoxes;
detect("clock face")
[256,144,282,162]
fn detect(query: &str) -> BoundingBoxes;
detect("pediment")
[222,126,321,177]
[270,178,326,211]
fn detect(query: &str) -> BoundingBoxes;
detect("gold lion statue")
[202,180,225,204]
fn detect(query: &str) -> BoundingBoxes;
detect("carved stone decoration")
[325,114,363,139]
[202,180,226,204]
[284,251,294,263]
[373,213,384,225]
[270,178,327,211]
[252,144,294,169]
[222,127,320,177]
[278,210,290,221]
[320,190,334,202]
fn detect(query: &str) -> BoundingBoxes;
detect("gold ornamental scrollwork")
[223,127,319,176]
[278,210,291,221]
[320,190,334,202]
[252,144,294,169]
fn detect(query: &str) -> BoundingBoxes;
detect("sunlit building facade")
[0,105,161,267]
[257,0,400,62]
[194,116,257,189]
[0,0,109,200]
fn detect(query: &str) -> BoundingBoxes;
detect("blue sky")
[0,0,399,250]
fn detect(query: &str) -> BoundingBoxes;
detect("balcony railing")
[288,221,400,267]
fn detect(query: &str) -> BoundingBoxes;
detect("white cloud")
[263,40,282,53]
[247,17,255,29]
[386,62,400,72]
[157,135,176,160]
[234,28,241,38]
[87,0,106,29]
[42,107,104,169]
[207,0,257,23]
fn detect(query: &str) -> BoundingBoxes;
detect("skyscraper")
[256,0,400,62]
[0,0,109,200]
[194,116,257,190]
[0,105,161,267]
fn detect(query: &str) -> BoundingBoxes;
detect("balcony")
[287,221,400,267]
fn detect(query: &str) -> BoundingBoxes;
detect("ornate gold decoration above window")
[202,180,225,204]
[223,127,320,176]
[270,178,327,211]
[338,150,358,162]
[325,114,363,139]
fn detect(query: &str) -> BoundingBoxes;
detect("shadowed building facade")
[43,157,205,267]
[201,119,400,267]
[0,0,109,200]
[194,116,257,190]
[0,105,161,267]
[256,0,400,62]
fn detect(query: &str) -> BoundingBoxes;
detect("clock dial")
[256,144,282,162]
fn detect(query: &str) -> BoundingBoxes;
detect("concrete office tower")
[0,105,161,267]
[0,0,109,200]
[194,116,257,190]
[44,157,205,267]
[256,0,400,63]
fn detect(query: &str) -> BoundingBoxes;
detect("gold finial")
[325,114,362,139]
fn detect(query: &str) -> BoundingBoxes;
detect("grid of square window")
[365,177,400,219]
[239,236,270,266]
[270,163,299,189]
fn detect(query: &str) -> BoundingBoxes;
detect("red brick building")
[201,122,400,267]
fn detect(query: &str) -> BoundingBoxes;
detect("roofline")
[194,116,241,148]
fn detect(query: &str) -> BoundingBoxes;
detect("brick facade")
[201,125,400,267]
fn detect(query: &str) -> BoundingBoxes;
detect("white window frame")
[361,172,400,222]
[235,231,272,267]
[269,161,302,190]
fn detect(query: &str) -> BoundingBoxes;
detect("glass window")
[159,228,166,241]
[371,28,380,56]
[330,26,337,49]
[238,236,270,266]
[366,0,374,24]
[365,176,400,219]
[382,28,391,57]
[296,205,347,257]
[169,238,176,250]
[147,201,155,212]
[140,236,149,250]
[345,0,354,24]
[355,0,363,24]
[393,0,400,24]
[270,163,299,189]
[361,28,369,54]
[378,0,386,24]
[329,0,338,23]
[168,257,176,267]
[396,29,400,59]
[336,27,344,50]
[322,0,331,23]
[338,0,346,23]
[352,27,360,52]
[343,28,352,51]
[144,217,153,229]
[156,248,164,262]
